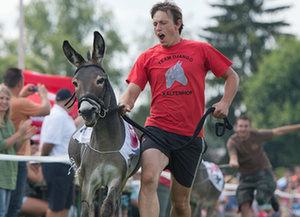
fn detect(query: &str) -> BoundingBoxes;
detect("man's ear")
[17,80,23,89]
[176,19,182,29]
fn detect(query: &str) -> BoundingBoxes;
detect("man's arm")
[41,143,54,156]
[272,124,300,136]
[19,83,51,116]
[118,83,142,116]
[227,138,240,169]
[212,67,239,119]
[229,154,239,169]
[36,84,51,116]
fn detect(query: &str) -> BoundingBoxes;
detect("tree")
[242,36,300,168]
[200,0,293,156]
[201,0,291,80]
[0,0,127,86]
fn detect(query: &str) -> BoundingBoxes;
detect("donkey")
[191,161,224,217]
[62,31,140,217]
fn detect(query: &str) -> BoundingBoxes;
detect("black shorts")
[141,126,206,188]
[42,163,74,211]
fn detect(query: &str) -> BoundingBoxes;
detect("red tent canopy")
[23,70,75,93]
[23,70,78,141]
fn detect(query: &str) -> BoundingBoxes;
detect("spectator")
[125,171,141,217]
[294,166,300,182]
[216,192,228,217]
[223,176,239,217]
[157,170,171,217]
[0,85,36,217]
[3,67,51,217]
[279,176,294,217]
[40,88,76,217]
[290,176,300,217]
[20,140,48,216]
[277,168,292,191]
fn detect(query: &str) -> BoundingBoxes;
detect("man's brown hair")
[3,67,23,88]
[236,115,252,124]
[150,1,184,34]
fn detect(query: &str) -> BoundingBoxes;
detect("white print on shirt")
[165,60,188,88]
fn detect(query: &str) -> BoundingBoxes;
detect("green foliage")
[202,0,291,79]
[0,55,19,82]
[274,166,287,179]
[243,36,300,127]
[243,36,300,168]
[1,0,127,86]
[131,104,150,127]
[202,0,294,153]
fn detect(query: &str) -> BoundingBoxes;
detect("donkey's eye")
[97,78,105,85]
[72,81,78,88]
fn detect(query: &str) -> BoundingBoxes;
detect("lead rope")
[122,107,233,151]
[68,144,88,177]
[191,139,207,186]
[68,139,123,177]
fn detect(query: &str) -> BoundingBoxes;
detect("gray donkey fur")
[63,31,140,217]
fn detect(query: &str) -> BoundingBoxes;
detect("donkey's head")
[63,31,113,127]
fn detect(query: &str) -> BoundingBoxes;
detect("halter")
[65,63,115,118]
[78,81,109,118]
[75,63,106,75]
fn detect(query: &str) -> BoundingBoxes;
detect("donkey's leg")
[80,179,96,217]
[101,178,124,217]
[115,195,122,217]
[206,202,217,217]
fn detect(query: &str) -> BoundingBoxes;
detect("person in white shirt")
[40,88,76,217]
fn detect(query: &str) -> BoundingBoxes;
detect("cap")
[56,88,72,101]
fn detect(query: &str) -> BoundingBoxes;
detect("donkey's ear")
[92,31,105,65]
[62,40,86,68]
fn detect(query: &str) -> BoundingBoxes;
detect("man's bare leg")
[138,149,169,217]
[240,202,252,217]
[169,176,192,217]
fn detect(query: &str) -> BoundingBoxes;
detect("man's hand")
[19,84,36,98]
[118,104,131,116]
[211,101,229,119]
[229,159,240,169]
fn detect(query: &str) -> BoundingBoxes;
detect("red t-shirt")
[126,39,232,137]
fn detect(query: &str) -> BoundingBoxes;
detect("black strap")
[74,64,106,75]
[122,107,233,151]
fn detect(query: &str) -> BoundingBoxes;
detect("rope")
[122,107,232,151]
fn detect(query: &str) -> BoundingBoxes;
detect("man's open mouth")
[158,33,165,41]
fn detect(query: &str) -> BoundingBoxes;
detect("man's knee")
[141,171,159,190]
[256,189,274,206]
[171,196,190,215]
[256,195,269,206]
[172,202,190,215]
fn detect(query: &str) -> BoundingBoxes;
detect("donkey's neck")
[90,112,125,151]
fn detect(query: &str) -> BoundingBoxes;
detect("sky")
[1,0,300,39]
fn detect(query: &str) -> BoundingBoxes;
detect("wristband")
[20,135,27,143]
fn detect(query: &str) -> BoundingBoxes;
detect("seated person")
[125,171,141,217]
[21,140,48,216]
